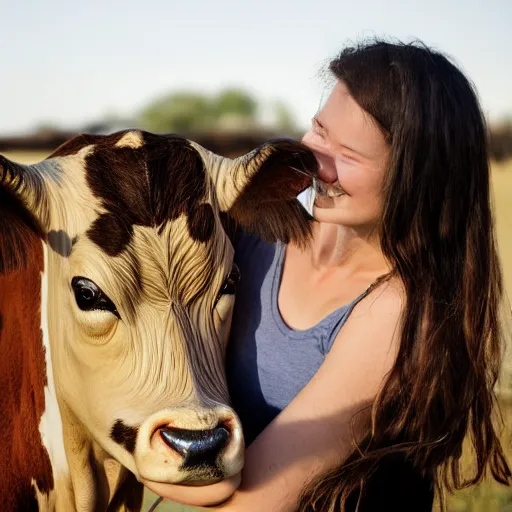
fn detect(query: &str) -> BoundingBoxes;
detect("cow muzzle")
[134,405,244,505]
[160,425,229,473]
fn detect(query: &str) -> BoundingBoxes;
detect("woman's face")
[302,80,390,231]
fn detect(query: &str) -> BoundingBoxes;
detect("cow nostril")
[159,425,230,468]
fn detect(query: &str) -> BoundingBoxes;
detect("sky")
[1,0,511,135]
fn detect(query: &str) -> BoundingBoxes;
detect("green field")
[4,150,512,511]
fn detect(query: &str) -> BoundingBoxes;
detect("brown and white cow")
[0,130,316,511]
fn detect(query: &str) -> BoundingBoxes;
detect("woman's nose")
[301,133,339,184]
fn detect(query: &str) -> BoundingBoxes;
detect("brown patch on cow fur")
[48,131,129,159]
[82,131,211,255]
[0,169,45,274]
[144,132,208,228]
[0,228,54,510]
[110,420,139,454]
[187,203,216,242]
[229,139,317,247]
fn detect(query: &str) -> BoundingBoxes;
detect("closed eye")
[311,117,327,139]
[338,154,356,164]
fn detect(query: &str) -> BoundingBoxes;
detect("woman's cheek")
[335,159,360,195]
[336,158,384,201]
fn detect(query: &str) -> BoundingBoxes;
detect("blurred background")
[1,0,510,509]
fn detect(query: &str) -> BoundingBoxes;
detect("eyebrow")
[312,116,370,160]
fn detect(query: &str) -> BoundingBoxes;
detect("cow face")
[0,130,316,503]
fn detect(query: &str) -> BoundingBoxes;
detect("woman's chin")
[313,204,346,224]
[142,473,241,507]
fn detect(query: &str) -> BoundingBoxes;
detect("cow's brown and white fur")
[0,130,316,511]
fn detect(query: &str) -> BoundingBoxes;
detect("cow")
[0,130,317,512]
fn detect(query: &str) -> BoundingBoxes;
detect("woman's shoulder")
[356,275,404,318]
[329,276,404,366]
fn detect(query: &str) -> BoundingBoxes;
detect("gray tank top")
[226,233,373,445]
[226,235,435,509]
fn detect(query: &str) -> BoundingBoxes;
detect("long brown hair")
[299,40,511,511]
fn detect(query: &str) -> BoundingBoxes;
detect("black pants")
[345,454,434,512]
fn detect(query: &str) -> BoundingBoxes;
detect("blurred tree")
[139,92,215,133]
[212,88,258,119]
[34,122,60,135]
[272,99,297,133]
[138,87,297,135]
[212,88,259,132]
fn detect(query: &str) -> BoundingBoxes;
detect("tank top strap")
[321,272,393,354]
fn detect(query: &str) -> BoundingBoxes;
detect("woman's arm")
[203,282,403,511]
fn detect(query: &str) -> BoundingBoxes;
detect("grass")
[492,160,512,299]
[5,150,512,510]
[2,150,52,164]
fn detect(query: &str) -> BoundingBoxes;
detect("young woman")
[161,39,511,511]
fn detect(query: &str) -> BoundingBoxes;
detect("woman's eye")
[311,130,325,140]
[215,265,241,306]
[338,155,355,165]
[71,277,120,319]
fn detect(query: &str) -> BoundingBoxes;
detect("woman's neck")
[307,221,390,275]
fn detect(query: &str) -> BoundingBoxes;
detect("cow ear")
[0,156,49,273]
[226,139,318,247]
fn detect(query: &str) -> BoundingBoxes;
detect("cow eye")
[71,277,120,319]
[214,264,241,306]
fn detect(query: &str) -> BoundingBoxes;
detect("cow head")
[0,130,316,506]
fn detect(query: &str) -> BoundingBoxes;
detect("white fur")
[38,242,69,479]
[115,131,144,149]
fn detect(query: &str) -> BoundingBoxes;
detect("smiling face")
[302,80,390,232]
[0,130,317,504]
